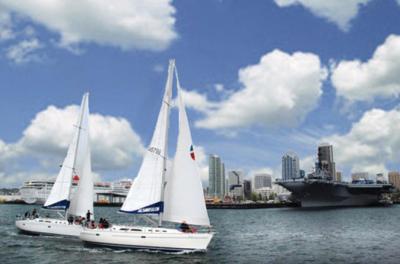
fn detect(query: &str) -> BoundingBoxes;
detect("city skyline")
[0,1,400,187]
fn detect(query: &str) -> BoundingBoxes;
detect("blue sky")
[1,0,400,187]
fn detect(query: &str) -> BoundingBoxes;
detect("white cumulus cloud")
[194,49,327,130]
[274,0,371,31]
[331,34,400,102]
[20,104,145,171]
[0,0,177,51]
[319,107,400,176]
[0,103,145,186]
[180,89,218,114]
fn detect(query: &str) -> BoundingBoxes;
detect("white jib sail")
[67,93,94,218]
[120,60,174,214]
[163,68,210,226]
[43,93,91,211]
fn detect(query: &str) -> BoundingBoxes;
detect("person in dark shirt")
[32,208,37,218]
[179,221,191,233]
[24,211,29,219]
[103,218,110,228]
[86,210,92,222]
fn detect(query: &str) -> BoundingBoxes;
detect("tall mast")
[158,60,175,226]
[66,93,88,216]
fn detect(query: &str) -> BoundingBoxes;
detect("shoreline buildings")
[207,154,288,202]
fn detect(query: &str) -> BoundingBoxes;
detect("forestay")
[163,68,210,226]
[120,60,174,214]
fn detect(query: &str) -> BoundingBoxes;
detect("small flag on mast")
[190,145,195,160]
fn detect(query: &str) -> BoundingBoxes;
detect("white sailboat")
[80,60,213,252]
[16,93,94,237]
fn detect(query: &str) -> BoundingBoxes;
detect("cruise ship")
[19,180,54,204]
[19,179,131,205]
[276,144,394,208]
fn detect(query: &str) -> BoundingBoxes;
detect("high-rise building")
[228,170,243,187]
[225,178,229,196]
[282,152,300,180]
[316,143,336,180]
[222,162,226,196]
[253,174,272,190]
[227,170,244,199]
[388,171,400,190]
[208,154,226,199]
[243,180,252,200]
[299,169,305,178]
[336,171,342,182]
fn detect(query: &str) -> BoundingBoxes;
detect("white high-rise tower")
[282,152,300,180]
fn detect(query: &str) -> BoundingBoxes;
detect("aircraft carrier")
[276,144,394,208]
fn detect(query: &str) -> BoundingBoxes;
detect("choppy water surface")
[1,204,400,263]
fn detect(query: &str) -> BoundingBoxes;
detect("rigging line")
[163,100,172,107]
[73,124,87,131]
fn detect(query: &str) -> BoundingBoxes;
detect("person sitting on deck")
[90,220,96,229]
[98,218,110,229]
[98,218,104,229]
[67,215,73,225]
[32,208,38,218]
[103,218,110,228]
[179,221,192,233]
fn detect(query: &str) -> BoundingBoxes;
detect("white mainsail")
[43,93,92,214]
[120,60,175,214]
[67,93,93,218]
[163,68,210,226]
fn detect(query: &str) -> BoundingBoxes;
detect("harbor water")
[1,204,400,263]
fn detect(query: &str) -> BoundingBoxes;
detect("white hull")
[15,218,83,237]
[80,225,213,252]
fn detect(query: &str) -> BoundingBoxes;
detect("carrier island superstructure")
[276,144,393,208]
